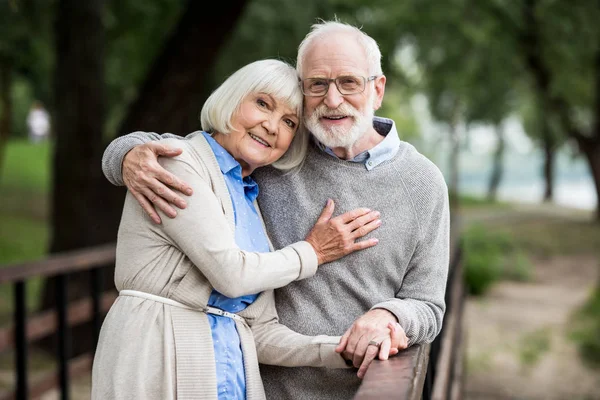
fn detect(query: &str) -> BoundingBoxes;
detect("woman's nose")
[262,117,277,135]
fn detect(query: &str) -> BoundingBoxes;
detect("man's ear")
[373,75,386,111]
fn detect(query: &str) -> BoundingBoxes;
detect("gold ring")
[368,340,381,347]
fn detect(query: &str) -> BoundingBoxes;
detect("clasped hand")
[335,309,408,379]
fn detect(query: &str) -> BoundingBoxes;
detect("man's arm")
[336,168,450,372]
[370,174,450,346]
[102,131,197,223]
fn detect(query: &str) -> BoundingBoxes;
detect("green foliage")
[496,218,600,257]
[518,327,552,368]
[463,223,532,295]
[377,83,420,144]
[104,0,184,138]
[569,288,600,369]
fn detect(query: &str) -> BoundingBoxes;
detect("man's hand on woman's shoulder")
[122,142,193,224]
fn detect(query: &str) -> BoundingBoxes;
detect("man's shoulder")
[396,141,447,192]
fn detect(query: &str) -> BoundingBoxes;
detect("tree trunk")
[580,142,600,221]
[0,61,12,176]
[541,122,555,202]
[448,121,460,211]
[487,124,505,201]
[40,0,122,356]
[117,0,248,135]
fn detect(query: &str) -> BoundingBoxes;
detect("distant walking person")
[26,101,50,143]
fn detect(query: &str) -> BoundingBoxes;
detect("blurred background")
[0,0,599,399]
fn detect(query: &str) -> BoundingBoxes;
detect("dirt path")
[464,254,600,400]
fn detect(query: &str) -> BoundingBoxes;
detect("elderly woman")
[91,59,395,400]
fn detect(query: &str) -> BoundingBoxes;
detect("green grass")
[456,193,512,209]
[486,219,600,257]
[570,288,600,368]
[462,223,533,296]
[0,139,52,193]
[518,327,552,368]
[0,139,51,264]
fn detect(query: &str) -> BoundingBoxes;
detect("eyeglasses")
[300,75,379,97]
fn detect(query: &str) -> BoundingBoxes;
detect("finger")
[141,187,178,218]
[316,199,335,224]
[152,180,188,209]
[335,328,351,353]
[337,207,372,223]
[156,168,193,197]
[150,142,183,157]
[352,335,371,368]
[347,210,380,232]
[350,218,382,239]
[130,189,161,224]
[388,322,400,349]
[379,337,391,361]
[356,345,379,379]
[349,238,379,252]
[390,322,409,350]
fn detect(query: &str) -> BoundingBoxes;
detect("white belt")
[119,289,244,322]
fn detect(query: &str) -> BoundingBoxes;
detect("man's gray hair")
[296,20,383,78]
[200,59,308,170]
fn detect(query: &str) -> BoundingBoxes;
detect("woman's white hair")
[200,59,308,171]
[296,20,383,78]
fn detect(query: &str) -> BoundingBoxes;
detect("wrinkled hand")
[304,199,381,265]
[335,309,409,379]
[122,142,194,224]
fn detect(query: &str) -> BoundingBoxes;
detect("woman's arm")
[154,155,316,298]
[245,290,350,369]
[151,150,380,298]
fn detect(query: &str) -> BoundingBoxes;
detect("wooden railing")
[0,243,117,400]
[355,230,465,400]
[0,232,464,400]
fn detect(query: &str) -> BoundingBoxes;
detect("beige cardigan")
[91,135,348,400]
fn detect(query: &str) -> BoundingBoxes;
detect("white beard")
[305,97,375,150]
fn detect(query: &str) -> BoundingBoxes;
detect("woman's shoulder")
[160,132,220,176]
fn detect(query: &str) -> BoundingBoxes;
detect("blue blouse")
[201,132,271,400]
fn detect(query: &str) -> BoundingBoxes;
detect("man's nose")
[323,82,344,109]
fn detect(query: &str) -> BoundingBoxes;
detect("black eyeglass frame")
[299,75,379,97]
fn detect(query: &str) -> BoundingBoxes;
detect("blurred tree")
[104,0,184,138]
[515,0,600,218]
[519,88,565,201]
[115,0,249,135]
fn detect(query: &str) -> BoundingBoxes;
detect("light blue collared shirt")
[202,131,271,400]
[315,116,400,170]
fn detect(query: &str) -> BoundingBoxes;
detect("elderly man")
[102,20,449,400]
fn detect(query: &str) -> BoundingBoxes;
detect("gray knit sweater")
[102,130,450,400]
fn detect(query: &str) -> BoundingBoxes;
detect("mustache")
[309,102,360,120]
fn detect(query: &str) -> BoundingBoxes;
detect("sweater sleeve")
[152,154,319,298]
[246,290,350,369]
[371,168,450,346]
[101,131,195,186]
